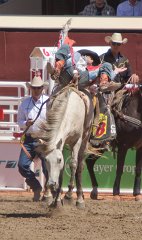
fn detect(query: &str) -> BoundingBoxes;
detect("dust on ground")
[0,191,142,240]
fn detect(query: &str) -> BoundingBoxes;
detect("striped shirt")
[78,2,115,16]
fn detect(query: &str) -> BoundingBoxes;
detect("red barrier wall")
[0,31,141,84]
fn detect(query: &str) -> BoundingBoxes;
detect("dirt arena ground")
[0,191,142,240]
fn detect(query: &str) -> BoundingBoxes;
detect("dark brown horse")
[86,87,142,201]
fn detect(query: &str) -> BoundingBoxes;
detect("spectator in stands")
[100,32,132,84]
[17,76,49,202]
[117,0,142,16]
[78,0,115,16]
[0,0,8,4]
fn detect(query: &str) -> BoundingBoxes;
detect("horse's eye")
[57,158,61,164]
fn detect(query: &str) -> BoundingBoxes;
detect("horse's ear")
[56,139,62,149]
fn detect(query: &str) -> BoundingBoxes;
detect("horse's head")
[45,149,64,195]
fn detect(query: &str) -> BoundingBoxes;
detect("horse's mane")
[38,89,69,153]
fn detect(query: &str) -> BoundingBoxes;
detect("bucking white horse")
[35,86,94,208]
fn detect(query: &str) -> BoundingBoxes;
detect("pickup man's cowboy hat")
[105,33,128,44]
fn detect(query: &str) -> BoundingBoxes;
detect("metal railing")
[0,81,29,141]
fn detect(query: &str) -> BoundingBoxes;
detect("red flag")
[0,108,4,120]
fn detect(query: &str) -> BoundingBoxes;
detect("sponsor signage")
[63,147,136,191]
[0,142,25,189]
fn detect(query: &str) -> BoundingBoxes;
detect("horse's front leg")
[41,170,53,205]
[50,170,64,208]
[42,186,53,205]
[86,154,100,200]
[133,148,142,201]
[113,144,127,199]
[64,150,78,202]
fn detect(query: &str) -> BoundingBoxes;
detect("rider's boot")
[47,60,65,80]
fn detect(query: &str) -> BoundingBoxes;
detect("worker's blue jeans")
[18,135,47,191]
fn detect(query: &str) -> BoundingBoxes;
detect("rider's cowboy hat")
[26,76,49,88]
[105,33,128,44]
[77,49,101,66]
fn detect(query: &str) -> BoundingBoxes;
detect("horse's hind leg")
[75,156,85,208]
[64,137,84,204]
[113,145,127,198]
[64,145,80,203]
[64,162,75,203]
[86,154,99,200]
[133,148,142,201]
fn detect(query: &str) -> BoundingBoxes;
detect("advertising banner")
[0,142,25,189]
[63,147,136,192]
[0,141,136,192]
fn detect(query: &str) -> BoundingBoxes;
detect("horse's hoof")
[135,195,142,201]
[113,195,121,201]
[76,200,85,209]
[64,193,73,200]
[49,199,63,208]
[90,191,98,200]
[64,195,74,205]
[56,199,64,208]
[41,195,53,206]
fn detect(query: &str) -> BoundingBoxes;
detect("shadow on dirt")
[0,199,32,203]
[0,213,47,218]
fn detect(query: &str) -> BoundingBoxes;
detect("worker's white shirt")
[17,94,49,134]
